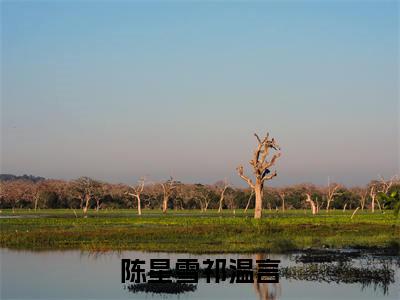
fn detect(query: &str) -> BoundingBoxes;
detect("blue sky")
[1,1,398,186]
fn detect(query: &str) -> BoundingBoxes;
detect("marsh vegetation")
[1,209,398,253]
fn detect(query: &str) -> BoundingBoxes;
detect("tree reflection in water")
[124,282,197,294]
[253,253,281,300]
[282,250,396,296]
[120,251,396,298]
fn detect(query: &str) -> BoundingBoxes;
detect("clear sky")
[1,1,399,187]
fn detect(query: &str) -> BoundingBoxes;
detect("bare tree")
[237,132,281,219]
[194,184,214,212]
[305,193,317,215]
[379,175,397,194]
[325,178,340,212]
[217,179,229,213]
[352,187,368,211]
[127,177,145,216]
[70,177,101,217]
[160,177,176,213]
[368,176,397,213]
[94,183,109,212]
[369,181,383,213]
[224,188,237,212]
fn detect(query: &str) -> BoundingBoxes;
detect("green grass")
[0,209,399,253]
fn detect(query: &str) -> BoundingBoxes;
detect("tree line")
[1,174,398,216]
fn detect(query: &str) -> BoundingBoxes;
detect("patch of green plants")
[0,209,398,253]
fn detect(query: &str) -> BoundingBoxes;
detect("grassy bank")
[0,209,399,253]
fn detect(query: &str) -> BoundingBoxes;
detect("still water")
[1,249,399,300]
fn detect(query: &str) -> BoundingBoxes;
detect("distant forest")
[0,174,45,182]
[0,174,399,212]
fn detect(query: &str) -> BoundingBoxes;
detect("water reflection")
[253,281,281,300]
[125,282,197,294]
[252,253,281,300]
[121,252,397,299]
[1,249,399,299]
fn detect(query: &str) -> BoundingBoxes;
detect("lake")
[1,249,399,299]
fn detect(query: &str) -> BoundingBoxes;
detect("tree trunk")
[371,195,375,213]
[311,202,316,215]
[376,198,382,211]
[162,196,168,213]
[254,181,263,219]
[137,196,142,216]
[244,191,254,213]
[326,200,331,211]
[351,207,360,219]
[306,194,316,215]
[83,194,90,217]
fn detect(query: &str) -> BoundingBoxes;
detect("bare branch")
[254,133,262,144]
[262,170,277,182]
[262,152,282,170]
[236,166,255,188]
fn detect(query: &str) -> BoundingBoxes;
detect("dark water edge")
[1,248,399,300]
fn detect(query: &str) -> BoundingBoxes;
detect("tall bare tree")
[127,177,145,216]
[161,177,176,213]
[237,132,281,219]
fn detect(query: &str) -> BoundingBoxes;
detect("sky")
[1,0,399,187]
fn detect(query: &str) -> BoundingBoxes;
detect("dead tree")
[71,177,101,218]
[353,187,368,211]
[325,179,340,212]
[194,184,213,212]
[379,175,397,194]
[305,193,317,215]
[369,183,383,213]
[368,176,397,213]
[237,132,281,219]
[127,178,145,216]
[217,179,229,213]
[161,177,176,213]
